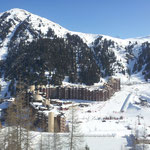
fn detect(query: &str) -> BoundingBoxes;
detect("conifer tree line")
[3,33,100,86]
[93,38,123,77]
[3,23,150,87]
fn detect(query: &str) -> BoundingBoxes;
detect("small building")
[48,112,66,133]
[29,85,35,93]
[42,99,51,107]
[33,94,43,102]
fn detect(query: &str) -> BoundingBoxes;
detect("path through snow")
[120,93,132,112]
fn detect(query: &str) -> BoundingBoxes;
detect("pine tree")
[67,104,84,150]
[1,81,35,150]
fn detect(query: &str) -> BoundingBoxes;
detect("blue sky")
[1,0,150,39]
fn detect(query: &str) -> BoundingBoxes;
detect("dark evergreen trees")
[3,34,101,87]
[93,38,116,77]
[132,42,150,80]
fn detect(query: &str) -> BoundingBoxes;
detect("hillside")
[0,8,150,91]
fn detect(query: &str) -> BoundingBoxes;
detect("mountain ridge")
[2,8,150,47]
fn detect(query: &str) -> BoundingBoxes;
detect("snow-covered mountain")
[0,8,150,88]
